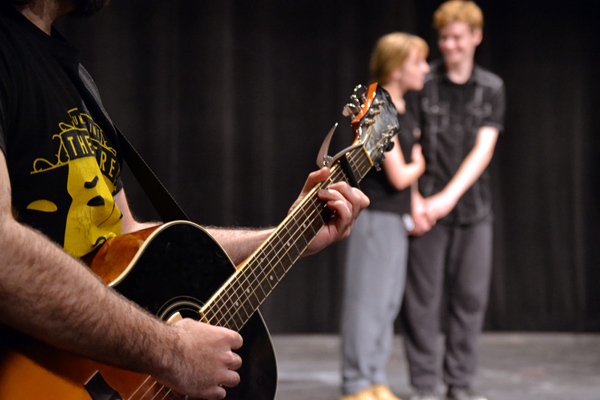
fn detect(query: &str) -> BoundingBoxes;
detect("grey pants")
[341,209,409,395]
[402,219,493,390]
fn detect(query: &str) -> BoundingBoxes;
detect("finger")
[220,369,241,388]
[323,182,368,212]
[352,187,370,212]
[303,167,330,193]
[328,198,352,224]
[201,385,227,400]
[320,187,353,217]
[326,181,353,199]
[226,351,243,371]
[317,186,345,203]
[229,331,243,350]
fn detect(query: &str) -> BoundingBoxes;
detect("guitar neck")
[200,146,372,331]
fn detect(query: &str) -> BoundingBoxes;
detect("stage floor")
[271,333,600,400]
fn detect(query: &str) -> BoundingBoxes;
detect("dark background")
[58,0,600,333]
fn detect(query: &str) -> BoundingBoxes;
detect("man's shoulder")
[473,64,504,90]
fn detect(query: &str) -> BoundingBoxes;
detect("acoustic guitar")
[0,83,399,400]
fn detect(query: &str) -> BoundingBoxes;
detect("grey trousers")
[402,219,493,390]
[341,209,409,395]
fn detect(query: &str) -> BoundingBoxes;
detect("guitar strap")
[115,125,190,222]
[70,67,189,223]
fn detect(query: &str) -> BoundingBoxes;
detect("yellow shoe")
[371,384,402,400]
[341,386,378,400]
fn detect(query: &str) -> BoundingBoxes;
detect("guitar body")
[0,221,277,400]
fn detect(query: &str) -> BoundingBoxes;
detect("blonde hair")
[369,32,429,86]
[433,1,484,31]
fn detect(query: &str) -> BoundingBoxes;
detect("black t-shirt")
[0,6,124,257]
[360,111,418,216]
[409,61,505,225]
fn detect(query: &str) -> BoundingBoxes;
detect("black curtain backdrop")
[58,0,600,333]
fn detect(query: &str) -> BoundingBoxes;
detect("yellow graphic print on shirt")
[28,108,122,258]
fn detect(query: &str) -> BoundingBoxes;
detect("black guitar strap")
[69,66,189,223]
[115,126,190,222]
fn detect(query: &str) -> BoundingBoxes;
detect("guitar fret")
[281,222,301,265]
[356,148,372,180]
[217,306,232,328]
[228,291,249,319]
[230,316,242,331]
[246,286,261,309]
[237,288,256,318]
[271,260,287,280]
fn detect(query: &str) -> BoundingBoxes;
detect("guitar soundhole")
[158,296,204,322]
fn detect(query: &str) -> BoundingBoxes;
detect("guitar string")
[225,147,374,318]
[203,164,346,328]
[214,149,373,329]
[201,109,384,327]
[150,388,167,400]
[206,164,347,328]
[141,382,182,400]
[129,377,159,400]
[206,148,372,329]
[143,381,190,400]
[126,376,152,399]
[205,148,372,329]
[156,387,176,400]
[203,173,333,328]
[159,387,181,400]
[130,374,184,400]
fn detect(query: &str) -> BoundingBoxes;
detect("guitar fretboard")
[201,145,373,331]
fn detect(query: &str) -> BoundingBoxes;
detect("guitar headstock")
[343,83,399,171]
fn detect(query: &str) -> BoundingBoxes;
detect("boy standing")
[403,2,505,400]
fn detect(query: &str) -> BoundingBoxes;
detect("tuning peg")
[351,84,367,105]
[342,103,360,117]
[367,108,380,116]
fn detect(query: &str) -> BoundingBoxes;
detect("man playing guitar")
[0,1,369,399]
